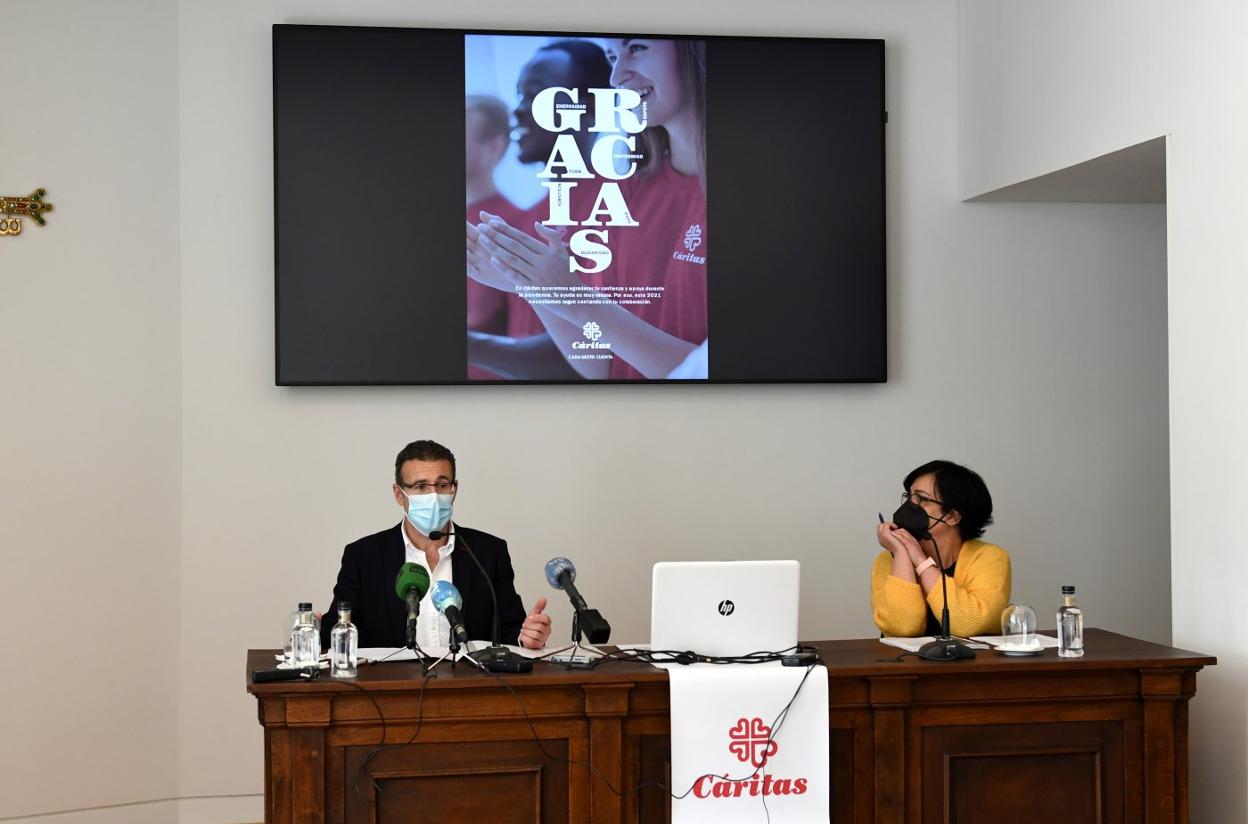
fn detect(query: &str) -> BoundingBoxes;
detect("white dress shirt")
[401,521,455,649]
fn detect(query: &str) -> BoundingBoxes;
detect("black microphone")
[891,500,974,661]
[917,532,975,661]
[431,527,532,672]
[545,556,611,645]
[430,527,500,647]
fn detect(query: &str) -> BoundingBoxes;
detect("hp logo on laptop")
[717,599,735,616]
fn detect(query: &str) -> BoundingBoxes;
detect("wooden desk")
[246,629,1214,823]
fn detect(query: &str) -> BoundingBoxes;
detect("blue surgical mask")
[403,491,454,536]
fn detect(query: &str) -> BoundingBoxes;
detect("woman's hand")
[881,523,926,565]
[476,213,582,291]
[877,521,899,553]
[878,522,922,558]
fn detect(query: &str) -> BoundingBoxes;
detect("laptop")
[650,560,800,657]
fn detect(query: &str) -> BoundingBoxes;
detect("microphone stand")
[546,612,598,669]
[916,532,975,661]
[447,631,460,671]
[435,527,530,672]
[423,646,454,677]
[405,588,431,663]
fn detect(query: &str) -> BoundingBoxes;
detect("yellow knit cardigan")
[871,539,1012,637]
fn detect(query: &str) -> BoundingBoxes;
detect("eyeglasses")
[400,480,457,494]
[902,490,945,509]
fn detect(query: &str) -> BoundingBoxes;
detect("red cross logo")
[728,717,778,768]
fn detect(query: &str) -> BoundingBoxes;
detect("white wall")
[960,1,1247,821]
[956,1,1177,200]
[0,1,182,819]
[2,0,1174,821]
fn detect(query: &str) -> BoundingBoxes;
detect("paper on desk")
[357,647,424,663]
[356,643,551,664]
[273,652,329,669]
[971,634,1061,649]
[880,636,991,652]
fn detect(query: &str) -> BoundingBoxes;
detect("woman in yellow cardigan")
[871,460,1010,638]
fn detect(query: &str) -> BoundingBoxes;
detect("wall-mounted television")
[274,24,885,384]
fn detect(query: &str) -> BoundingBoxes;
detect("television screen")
[274,25,885,384]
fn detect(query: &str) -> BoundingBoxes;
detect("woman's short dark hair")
[395,440,457,483]
[904,460,993,540]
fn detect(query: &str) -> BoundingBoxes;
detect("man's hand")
[518,596,552,649]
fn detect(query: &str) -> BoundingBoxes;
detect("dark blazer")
[319,523,527,650]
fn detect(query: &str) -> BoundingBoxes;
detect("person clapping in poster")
[466,40,613,380]
[468,38,709,380]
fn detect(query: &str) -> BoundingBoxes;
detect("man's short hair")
[538,39,612,92]
[465,94,511,143]
[395,440,457,483]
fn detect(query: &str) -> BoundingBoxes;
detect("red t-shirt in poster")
[585,160,708,380]
[466,192,528,379]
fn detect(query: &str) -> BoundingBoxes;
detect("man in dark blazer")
[320,439,551,650]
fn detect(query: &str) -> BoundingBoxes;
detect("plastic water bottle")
[290,602,320,667]
[330,602,359,678]
[1057,586,1084,658]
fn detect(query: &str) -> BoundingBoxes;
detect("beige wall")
[178,0,1170,809]
[960,1,1247,820]
[0,0,182,819]
[2,1,1174,821]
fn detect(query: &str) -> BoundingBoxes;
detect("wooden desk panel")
[247,629,1214,823]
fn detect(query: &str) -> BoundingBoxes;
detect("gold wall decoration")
[1,189,53,235]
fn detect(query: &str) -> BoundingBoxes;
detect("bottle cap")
[339,601,352,611]
[1061,585,1075,595]
[298,601,313,611]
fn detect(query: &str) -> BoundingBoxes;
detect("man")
[320,440,551,651]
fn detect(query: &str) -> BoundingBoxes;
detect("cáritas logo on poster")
[691,716,809,799]
[532,87,647,275]
[673,223,706,264]
[574,321,611,350]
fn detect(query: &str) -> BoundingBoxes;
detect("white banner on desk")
[667,663,829,823]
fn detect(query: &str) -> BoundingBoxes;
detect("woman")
[871,460,1011,638]
[468,37,708,380]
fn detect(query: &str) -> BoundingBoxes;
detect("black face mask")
[892,500,935,540]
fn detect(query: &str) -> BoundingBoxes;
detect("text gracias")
[532,86,646,275]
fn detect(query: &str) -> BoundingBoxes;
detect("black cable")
[588,644,813,669]
[340,663,438,801]
[473,653,821,810]
[877,651,923,663]
[339,645,819,813]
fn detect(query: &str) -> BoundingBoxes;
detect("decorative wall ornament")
[1,189,53,235]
